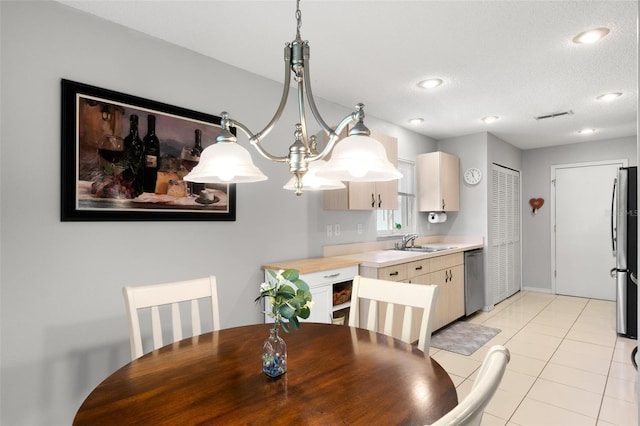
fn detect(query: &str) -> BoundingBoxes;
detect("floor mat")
[431,321,501,356]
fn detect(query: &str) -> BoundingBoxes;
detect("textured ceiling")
[57,0,638,150]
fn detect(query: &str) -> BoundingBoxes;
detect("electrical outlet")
[326,225,333,237]
[357,224,363,235]
[334,224,341,236]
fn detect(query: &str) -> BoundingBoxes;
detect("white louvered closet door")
[489,164,521,305]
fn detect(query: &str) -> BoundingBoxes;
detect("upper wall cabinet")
[323,129,399,211]
[417,151,460,212]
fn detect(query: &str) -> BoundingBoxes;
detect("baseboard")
[523,286,553,294]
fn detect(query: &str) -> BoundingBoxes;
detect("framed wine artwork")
[61,79,236,221]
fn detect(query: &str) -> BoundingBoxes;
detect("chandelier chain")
[295,0,302,38]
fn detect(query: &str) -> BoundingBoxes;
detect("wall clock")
[464,167,482,185]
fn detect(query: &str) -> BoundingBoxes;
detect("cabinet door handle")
[371,193,375,208]
[415,266,423,271]
[389,271,399,276]
[323,273,340,279]
[442,199,445,210]
[378,194,382,208]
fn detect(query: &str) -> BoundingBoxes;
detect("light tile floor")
[429,291,639,426]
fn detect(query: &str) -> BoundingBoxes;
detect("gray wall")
[521,136,637,291]
[0,2,434,424]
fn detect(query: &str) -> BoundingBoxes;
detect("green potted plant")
[256,269,313,377]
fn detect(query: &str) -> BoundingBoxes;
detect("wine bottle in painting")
[180,129,204,196]
[123,114,144,197]
[142,114,160,193]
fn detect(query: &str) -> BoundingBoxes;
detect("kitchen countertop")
[335,242,484,268]
[263,237,484,272]
[261,257,361,274]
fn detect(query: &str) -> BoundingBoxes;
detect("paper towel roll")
[428,212,447,223]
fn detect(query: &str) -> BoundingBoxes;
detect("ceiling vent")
[535,110,574,120]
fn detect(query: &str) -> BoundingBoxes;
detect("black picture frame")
[61,79,236,221]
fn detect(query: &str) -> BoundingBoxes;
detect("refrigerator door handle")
[616,270,628,334]
[611,177,617,256]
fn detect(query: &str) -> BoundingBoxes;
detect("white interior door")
[553,161,625,300]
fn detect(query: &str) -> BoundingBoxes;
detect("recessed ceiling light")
[417,78,443,89]
[572,27,610,44]
[578,128,597,134]
[481,116,499,124]
[596,92,622,101]
[408,118,424,125]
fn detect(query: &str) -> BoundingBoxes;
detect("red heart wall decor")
[529,198,544,210]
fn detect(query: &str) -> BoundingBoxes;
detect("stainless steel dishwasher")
[464,249,485,315]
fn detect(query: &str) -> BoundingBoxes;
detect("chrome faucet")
[401,233,419,249]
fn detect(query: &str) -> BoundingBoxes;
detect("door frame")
[550,159,628,295]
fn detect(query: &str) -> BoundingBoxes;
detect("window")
[377,160,415,236]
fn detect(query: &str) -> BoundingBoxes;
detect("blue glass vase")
[262,328,287,377]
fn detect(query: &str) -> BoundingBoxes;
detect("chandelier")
[184,0,402,195]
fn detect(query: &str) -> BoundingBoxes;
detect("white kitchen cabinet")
[262,263,358,324]
[417,151,460,212]
[323,129,399,211]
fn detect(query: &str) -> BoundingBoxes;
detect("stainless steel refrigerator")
[611,166,637,339]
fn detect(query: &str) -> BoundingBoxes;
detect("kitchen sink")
[393,245,457,253]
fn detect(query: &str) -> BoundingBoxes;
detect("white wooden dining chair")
[123,275,221,360]
[431,345,510,426]
[348,275,439,353]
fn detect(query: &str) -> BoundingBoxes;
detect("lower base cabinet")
[359,252,465,340]
[430,254,464,331]
[263,265,358,325]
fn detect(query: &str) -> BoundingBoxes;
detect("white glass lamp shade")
[184,142,267,183]
[316,135,403,182]
[283,159,345,191]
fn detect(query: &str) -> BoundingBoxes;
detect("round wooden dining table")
[74,323,458,425]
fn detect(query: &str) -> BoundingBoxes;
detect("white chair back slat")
[366,300,378,331]
[348,275,439,353]
[123,275,220,360]
[191,299,202,336]
[383,303,394,337]
[171,302,183,342]
[210,279,220,327]
[401,306,413,343]
[151,305,163,351]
